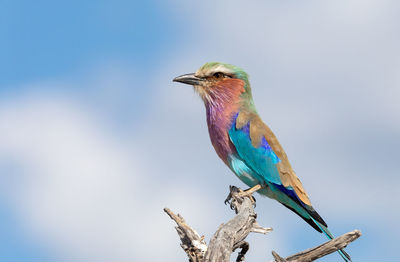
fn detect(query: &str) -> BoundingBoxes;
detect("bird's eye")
[213,72,224,78]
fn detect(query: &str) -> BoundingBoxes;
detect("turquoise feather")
[228,114,351,262]
[310,217,351,261]
[228,118,312,220]
[228,120,282,185]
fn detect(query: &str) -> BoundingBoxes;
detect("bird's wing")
[229,111,338,240]
[229,111,312,206]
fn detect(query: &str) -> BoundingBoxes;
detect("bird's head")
[173,62,253,104]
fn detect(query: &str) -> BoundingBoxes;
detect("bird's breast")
[207,122,232,164]
[206,107,238,165]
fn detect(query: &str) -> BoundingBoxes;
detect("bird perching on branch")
[173,62,351,261]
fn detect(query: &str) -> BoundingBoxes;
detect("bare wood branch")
[164,208,207,262]
[233,241,249,262]
[251,222,273,234]
[273,230,361,262]
[272,251,288,262]
[164,185,361,262]
[204,186,272,262]
[164,186,271,262]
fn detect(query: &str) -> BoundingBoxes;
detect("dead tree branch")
[164,208,207,262]
[272,229,361,262]
[204,186,272,261]
[164,185,361,262]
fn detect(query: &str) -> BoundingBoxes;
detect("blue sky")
[1,1,181,84]
[1,0,399,261]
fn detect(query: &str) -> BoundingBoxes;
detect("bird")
[173,62,351,261]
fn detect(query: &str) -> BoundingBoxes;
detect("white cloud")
[0,93,231,261]
[0,94,136,260]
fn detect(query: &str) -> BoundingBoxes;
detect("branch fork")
[164,185,361,262]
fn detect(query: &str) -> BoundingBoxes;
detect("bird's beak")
[173,73,204,86]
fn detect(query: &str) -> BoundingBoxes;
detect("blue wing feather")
[228,121,282,185]
[227,115,351,262]
[229,118,351,262]
[228,118,323,227]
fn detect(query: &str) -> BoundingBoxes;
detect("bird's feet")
[224,184,263,209]
[238,184,263,199]
[224,185,239,207]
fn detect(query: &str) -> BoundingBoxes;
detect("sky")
[1,0,399,261]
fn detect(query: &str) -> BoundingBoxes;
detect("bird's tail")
[310,217,351,262]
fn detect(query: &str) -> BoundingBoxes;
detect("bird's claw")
[224,185,241,210]
[224,185,265,209]
[237,184,263,206]
[224,185,260,209]
[237,191,257,206]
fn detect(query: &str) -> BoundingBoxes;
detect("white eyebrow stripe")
[209,65,234,75]
[195,65,234,78]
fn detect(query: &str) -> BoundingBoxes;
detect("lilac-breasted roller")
[173,62,351,261]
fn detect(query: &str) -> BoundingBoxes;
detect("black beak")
[173,73,203,86]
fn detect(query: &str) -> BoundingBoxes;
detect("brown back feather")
[236,111,312,206]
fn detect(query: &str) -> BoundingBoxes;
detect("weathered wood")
[204,186,272,262]
[272,251,288,262]
[164,185,271,262]
[164,208,207,262]
[164,185,361,262]
[233,241,249,262]
[273,229,361,262]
